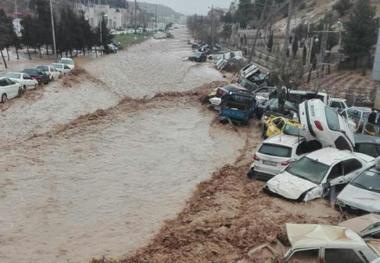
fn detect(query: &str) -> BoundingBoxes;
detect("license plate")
[263,160,277,166]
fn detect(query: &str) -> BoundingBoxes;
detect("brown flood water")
[0,26,246,262]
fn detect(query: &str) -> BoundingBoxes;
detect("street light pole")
[49,0,57,56]
[134,0,137,34]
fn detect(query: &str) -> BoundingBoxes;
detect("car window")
[288,249,319,263]
[341,110,348,119]
[6,73,20,79]
[23,73,32,80]
[328,163,343,181]
[335,136,352,151]
[325,249,364,263]
[273,118,285,130]
[355,143,379,158]
[258,144,292,158]
[330,101,341,108]
[348,109,361,120]
[343,159,362,175]
[351,170,380,194]
[286,157,330,184]
[326,106,341,131]
[0,79,7,86]
[5,78,15,85]
[296,140,322,155]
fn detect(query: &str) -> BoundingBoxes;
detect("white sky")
[141,0,232,15]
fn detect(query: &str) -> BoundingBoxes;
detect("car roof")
[330,98,346,102]
[306,148,354,165]
[348,106,372,112]
[263,135,304,147]
[286,224,367,250]
[354,134,380,144]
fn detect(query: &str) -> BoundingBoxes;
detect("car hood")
[266,172,317,200]
[337,184,380,213]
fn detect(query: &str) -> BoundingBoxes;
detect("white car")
[240,63,258,79]
[265,148,374,202]
[0,77,23,103]
[247,135,322,181]
[58,58,75,70]
[341,106,372,132]
[329,98,348,112]
[51,63,71,75]
[4,72,38,91]
[336,164,380,214]
[36,65,61,80]
[299,99,355,151]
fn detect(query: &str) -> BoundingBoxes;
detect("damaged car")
[299,99,355,151]
[284,223,380,263]
[336,160,380,214]
[340,214,380,239]
[248,134,322,181]
[265,148,374,202]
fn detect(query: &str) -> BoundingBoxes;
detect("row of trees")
[0,0,114,68]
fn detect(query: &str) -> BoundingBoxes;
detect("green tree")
[343,0,378,69]
[0,9,13,68]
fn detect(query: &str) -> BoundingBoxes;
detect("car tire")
[1,93,7,103]
[18,87,23,97]
[247,168,255,179]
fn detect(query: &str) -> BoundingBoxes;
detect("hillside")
[128,1,182,18]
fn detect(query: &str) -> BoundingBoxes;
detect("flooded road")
[0,26,222,145]
[0,26,244,262]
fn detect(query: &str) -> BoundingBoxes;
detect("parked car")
[0,77,23,102]
[4,72,38,91]
[265,148,374,202]
[354,135,380,158]
[247,134,322,181]
[262,116,303,138]
[340,213,380,239]
[36,65,61,80]
[22,69,50,85]
[329,98,348,112]
[284,223,380,262]
[336,163,380,214]
[219,90,256,125]
[58,57,75,70]
[51,63,71,75]
[341,106,372,132]
[299,99,355,151]
[188,51,207,62]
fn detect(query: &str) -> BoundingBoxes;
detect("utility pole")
[248,0,268,62]
[281,0,294,76]
[134,0,137,34]
[49,0,57,57]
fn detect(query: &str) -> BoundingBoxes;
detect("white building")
[78,3,129,29]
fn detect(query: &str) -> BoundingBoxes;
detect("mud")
[91,127,341,263]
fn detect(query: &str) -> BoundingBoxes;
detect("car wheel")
[18,87,23,97]
[1,93,7,103]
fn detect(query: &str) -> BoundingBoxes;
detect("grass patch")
[114,33,153,48]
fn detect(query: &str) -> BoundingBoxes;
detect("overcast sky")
[142,0,233,15]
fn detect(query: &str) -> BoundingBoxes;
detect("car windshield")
[258,144,292,158]
[286,157,330,184]
[326,106,341,131]
[283,124,301,136]
[53,64,63,69]
[351,169,380,193]
[5,73,20,79]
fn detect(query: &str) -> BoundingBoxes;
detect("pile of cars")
[0,58,75,103]
[206,62,380,258]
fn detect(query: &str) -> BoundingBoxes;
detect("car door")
[327,162,345,187]
[5,78,19,98]
[23,73,33,86]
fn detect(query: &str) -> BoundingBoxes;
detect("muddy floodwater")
[0,26,222,145]
[0,26,245,262]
